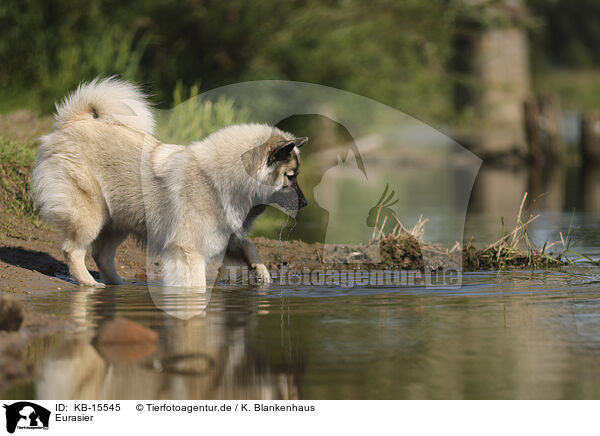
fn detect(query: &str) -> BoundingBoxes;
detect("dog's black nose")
[298,196,308,209]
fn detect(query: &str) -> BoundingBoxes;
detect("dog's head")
[265,133,308,211]
[244,128,308,211]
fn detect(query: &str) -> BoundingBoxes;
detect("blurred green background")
[2,0,600,119]
[2,0,600,243]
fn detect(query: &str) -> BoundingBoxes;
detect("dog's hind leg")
[62,226,104,287]
[59,197,106,287]
[162,244,206,289]
[92,226,127,285]
[63,243,99,287]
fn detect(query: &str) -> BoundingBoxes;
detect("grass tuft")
[0,137,37,216]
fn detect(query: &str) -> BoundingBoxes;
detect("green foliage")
[527,0,600,69]
[0,137,37,217]
[239,0,457,121]
[0,0,460,122]
[0,0,148,111]
[248,207,290,240]
[1,0,600,118]
[156,81,250,144]
[533,69,600,111]
[0,138,36,168]
[35,27,149,102]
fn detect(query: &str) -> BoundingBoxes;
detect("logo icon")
[2,402,50,434]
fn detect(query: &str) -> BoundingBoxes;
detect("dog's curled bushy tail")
[54,77,155,134]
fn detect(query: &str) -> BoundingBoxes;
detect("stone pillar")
[455,0,532,160]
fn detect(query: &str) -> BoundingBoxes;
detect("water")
[6,262,600,400]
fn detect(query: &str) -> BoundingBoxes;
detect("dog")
[32,77,307,288]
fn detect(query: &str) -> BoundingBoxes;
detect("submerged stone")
[0,296,23,331]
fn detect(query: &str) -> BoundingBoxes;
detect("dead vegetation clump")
[461,192,592,270]
[378,234,424,270]
[368,192,573,272]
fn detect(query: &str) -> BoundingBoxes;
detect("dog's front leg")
[162,244,206,289]
[240,238,272,284]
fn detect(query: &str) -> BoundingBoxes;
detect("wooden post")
[523,95,564,165]
[523,97,542,164]
[539,96,563,162]
[581,111,600,163]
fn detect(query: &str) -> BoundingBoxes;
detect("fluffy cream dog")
[32,78,307,288]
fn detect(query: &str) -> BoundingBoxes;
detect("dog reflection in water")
[35,287,302,400]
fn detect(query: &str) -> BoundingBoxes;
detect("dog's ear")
[268,137,308,165]
[268,141,296,165]
[294,137,308,148]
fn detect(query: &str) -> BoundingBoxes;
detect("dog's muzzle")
[272,181,308,211]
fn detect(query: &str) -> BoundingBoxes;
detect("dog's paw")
[253,264,272,284]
